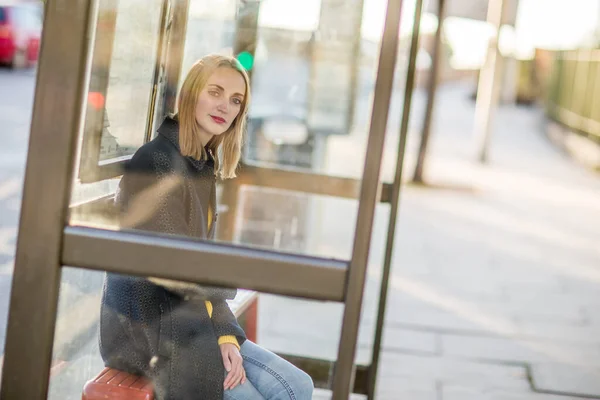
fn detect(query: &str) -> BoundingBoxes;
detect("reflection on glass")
[77,0,164,176]
[48,255,386,398]
[100,0,163,161]
[180,0,237,79]
[234,186,311,253]
[68,0,405,261]
[48,268,325,399]
[178,0,402,179]
[228,186,394,262]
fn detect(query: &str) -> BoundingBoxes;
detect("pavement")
[258,82,600,399]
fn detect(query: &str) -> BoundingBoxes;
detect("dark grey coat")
[100,117,246,400]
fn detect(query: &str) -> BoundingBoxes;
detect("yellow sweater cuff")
[206,301,240,350]
[218,335,240,350]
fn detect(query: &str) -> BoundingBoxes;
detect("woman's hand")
[220,343,246,390]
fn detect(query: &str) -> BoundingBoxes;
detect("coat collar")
[157,116,214,172]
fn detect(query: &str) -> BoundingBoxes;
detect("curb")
[545,121,600,172]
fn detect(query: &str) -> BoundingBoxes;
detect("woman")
[100,54,314,400]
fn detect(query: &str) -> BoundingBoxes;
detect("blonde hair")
[176,54,251,179]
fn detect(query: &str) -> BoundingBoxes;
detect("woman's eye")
[232,98,242,105]
[209,91,219,97]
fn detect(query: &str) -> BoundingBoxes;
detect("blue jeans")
[223,341,314,400]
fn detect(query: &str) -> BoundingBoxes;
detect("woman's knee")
[240,341,314,399]
[286,365,314,399]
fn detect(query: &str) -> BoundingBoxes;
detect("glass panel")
[68,0,413,259]
[246,0,418,182]
[75,0,164,182]
[178,0,415,178]
[47,267,384,399]
[226,186,363,258]
[98,0,163,162]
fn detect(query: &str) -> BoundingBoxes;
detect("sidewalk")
[259,83,600,399]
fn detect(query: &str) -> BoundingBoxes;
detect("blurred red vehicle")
[0,1,42,69]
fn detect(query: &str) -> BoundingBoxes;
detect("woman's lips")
[210,115,226,124]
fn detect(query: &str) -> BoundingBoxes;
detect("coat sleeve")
[117,148,236,301]
[210,299,247,346]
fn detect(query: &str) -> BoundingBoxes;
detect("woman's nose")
[216,100,229,113]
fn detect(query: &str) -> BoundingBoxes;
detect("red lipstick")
[210,115,226,124]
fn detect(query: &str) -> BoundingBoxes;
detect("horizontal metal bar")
[239,162,391,203]
[62,226,348,302]
[79,158,128,183]
[79,159,394,198]
[380,183,392,203]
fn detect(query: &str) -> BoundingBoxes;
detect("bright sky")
[514,0,599,50]
[445,0,600,68]
[258,0,599,67]
[255,0,428,39]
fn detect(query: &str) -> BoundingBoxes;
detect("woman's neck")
[198,132,212,148]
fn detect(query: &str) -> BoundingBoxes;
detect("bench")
[82,290,259,400]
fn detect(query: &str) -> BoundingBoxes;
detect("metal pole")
[0,0,93,398]
[474,0,509,163]
[331,0,404,397]
[366,0,425,397]
[144,0,171,143]
[347,0,366,135]
[412,0,446,183]
[163,0,191,114]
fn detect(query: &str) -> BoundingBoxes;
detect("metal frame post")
[331,0,405,397]
[162,0,191,114]
[412,0,446,183]
[1,1,94,398]
[366,0,425,396]
[474,0,509,163]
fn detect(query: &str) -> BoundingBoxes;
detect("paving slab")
[441,334,600,367]
[531,363,600,398]
[374,376,438,400]
[312,388,366,399]
[442,384,589,400]
[514,320,600,345]
[378,353,530,391]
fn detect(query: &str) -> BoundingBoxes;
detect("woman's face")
[195,67,246,145]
